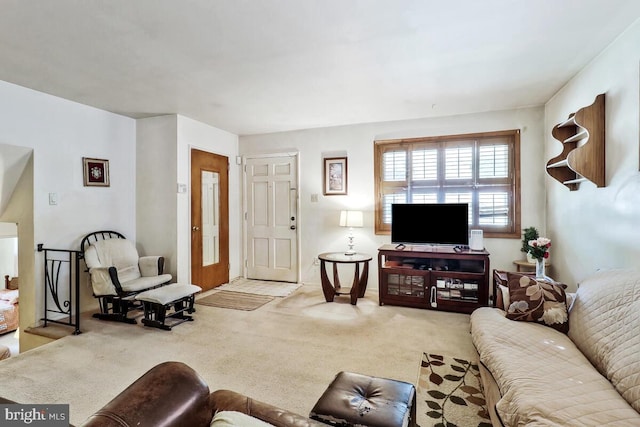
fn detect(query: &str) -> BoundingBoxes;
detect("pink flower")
[528,237,551,261]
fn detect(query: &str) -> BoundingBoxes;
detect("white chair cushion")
[89,239,141,282]
[136,284,201,305]
[122,274,173,294]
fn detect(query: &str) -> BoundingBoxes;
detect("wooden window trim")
[374,129,521,239]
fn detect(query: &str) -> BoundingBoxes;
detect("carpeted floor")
[196,291,274,310]
[0,284,477,426]
[217,278,302,297]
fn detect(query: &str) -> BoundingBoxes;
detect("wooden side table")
[318,252,372,305]
[512,259,550,272]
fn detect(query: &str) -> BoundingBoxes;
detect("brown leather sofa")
[79,361,324,427]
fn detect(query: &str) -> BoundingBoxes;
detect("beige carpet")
[417,353,491,427]
[0,284,477,426]
[196,291,274,311]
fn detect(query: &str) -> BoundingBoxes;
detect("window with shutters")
[374,130,520,238]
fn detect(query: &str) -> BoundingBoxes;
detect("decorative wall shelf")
[546,93,605,191]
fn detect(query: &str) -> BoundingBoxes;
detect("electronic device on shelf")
[469,229,484,251]
[391,203,469,247]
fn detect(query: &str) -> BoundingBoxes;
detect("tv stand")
[378,244,489,314]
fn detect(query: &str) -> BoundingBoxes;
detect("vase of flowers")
[528,237,551,279]
[521,227,539,263]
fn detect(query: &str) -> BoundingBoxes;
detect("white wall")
[137,114,240,285]
[0,80,137,347]
[240,107,546,292]
[137,116,179,276]
[176,115,241,283]
[545,20,640,288]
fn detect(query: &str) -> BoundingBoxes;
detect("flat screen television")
[391,203,469,246]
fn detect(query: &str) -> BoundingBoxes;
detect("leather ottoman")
[309,371,416,427]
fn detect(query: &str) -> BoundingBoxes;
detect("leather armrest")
[210,390,325,427]
[80,362,212,427]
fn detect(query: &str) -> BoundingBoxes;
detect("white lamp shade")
[339,210,363,228]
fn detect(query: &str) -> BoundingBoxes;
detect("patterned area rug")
[196,291,274,311]
[217,278,302,297]
[417,353,492,427]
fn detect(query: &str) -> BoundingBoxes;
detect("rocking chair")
[81,231,172,323]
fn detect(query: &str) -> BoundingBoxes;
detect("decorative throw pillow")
[505,273,569,333]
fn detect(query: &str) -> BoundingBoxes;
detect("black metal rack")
[37,244,83,335]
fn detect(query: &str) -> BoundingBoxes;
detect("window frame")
[374,129,521,239]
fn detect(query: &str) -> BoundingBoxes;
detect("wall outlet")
[313,258,320,266]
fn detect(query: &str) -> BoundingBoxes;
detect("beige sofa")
[471,269,640,426]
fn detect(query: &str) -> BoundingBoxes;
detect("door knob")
[192,226,200,231]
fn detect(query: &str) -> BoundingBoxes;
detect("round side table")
[318,252,372,305]
[513,259,550,272]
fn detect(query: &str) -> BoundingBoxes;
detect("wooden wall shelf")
[546,94,605,191]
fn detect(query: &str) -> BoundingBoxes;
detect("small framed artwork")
[323,157,348,195]
[83,157,110,187]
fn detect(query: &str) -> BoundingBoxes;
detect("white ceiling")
[1,1,639,136]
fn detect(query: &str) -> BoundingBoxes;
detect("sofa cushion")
[211,411,274,427]
[568,269,640,413]
[471,307,640,426]
[505,273,569,333]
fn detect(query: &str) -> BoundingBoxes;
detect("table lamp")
[339,210,363,255]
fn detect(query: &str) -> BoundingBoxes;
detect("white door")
[245,154,298,282]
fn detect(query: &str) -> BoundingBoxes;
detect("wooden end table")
[512,259,550,272]
[318,252,372,305]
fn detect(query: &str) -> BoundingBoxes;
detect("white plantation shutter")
[411,148,438,181]
[445,146,473,180]
[383,150,406,181]
[375,131,519,237]
[382,193,406,224]
[479,144,509,178]
[479,192,509,225]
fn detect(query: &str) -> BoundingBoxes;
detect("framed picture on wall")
[323,157,347,195]
[83,157,110,187]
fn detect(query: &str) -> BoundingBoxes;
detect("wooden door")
[191,149,229,291]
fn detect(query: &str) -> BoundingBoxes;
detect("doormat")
[196,291,274,311]
[417,353,492,427]
[217,278,302,297]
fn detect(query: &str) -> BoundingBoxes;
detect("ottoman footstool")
[135,283,201,330]
[310,371,416,427]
